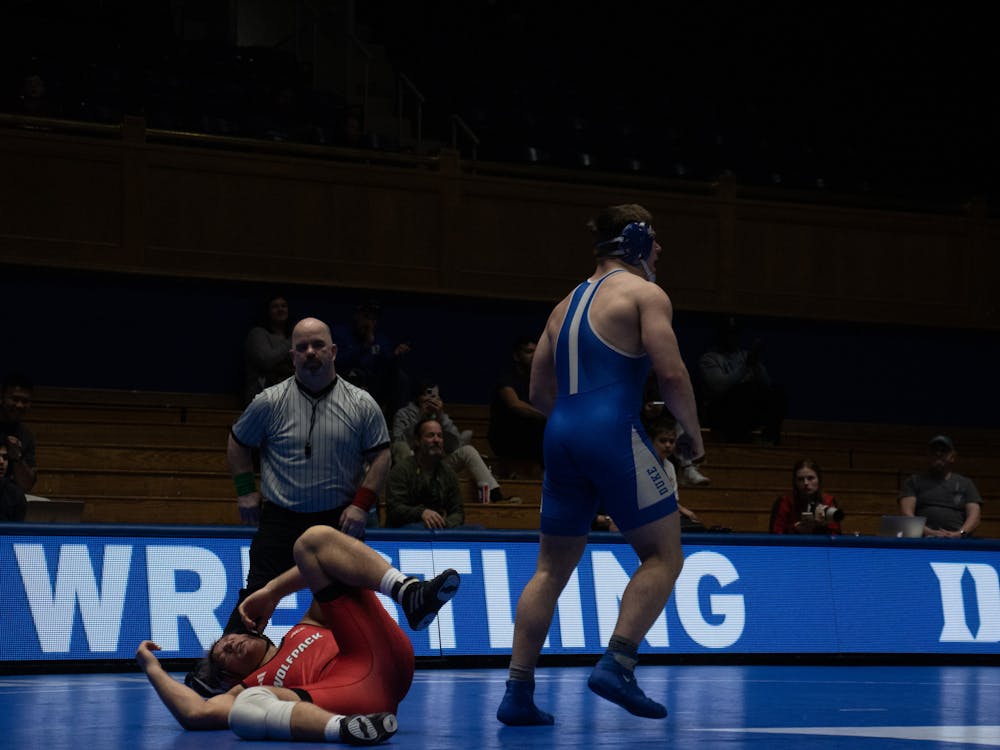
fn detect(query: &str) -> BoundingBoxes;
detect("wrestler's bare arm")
[638,286,704,461]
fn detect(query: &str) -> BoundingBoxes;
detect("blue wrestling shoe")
[587,652,667,719]
[497,679,555,725]
[402,568,461,630]
[340,712,398,745]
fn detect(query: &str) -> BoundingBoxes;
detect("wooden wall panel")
[1,119,998,330]
[455,185,603,294]
[731,203,974,324]
[141,148,444,289]
[0,133,124,265]
[452,183,725,303]
[645,197,724,310]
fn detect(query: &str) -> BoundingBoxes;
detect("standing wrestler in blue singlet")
[497,204,706,725]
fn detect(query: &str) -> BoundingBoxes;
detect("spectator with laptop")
[899,435,982,538]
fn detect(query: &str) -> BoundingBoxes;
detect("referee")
[188,317,391,694]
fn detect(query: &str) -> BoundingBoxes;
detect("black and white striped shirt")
[232,376,389,512]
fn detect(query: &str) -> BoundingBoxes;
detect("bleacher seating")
[25,387,999,537]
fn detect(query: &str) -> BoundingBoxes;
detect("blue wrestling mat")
[3,664,1000,749]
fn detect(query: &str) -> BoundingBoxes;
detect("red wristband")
[352,487,378,512]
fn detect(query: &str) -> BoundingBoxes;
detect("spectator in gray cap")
[898,435,983,538]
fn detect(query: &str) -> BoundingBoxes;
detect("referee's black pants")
[223,501,353,634]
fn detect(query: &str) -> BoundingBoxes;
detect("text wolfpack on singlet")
[258,630,324,686]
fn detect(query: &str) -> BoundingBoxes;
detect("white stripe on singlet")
[566,280,601,395]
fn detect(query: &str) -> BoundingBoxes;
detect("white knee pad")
[229,686,296,740]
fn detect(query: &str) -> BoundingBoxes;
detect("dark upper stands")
[4,2,999,207]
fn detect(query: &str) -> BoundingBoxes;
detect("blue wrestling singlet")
[541,270,678,535]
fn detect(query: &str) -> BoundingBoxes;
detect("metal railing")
[346,32,372,135]
[397,73,424,154]
[450,114,479,160]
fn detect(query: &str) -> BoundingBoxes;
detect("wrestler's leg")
[498,532,588,725]
[293,525,390,592]
[230,687,397,745]
[293,525,460,632]
[615,512,683,641]
[587,511,682,719]
[510,532,589,668]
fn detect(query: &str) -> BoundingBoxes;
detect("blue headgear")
[595,221,657,280]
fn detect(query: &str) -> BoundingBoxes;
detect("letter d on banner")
[930,562,1000,643]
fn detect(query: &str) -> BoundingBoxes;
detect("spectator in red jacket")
[770,459,843,535]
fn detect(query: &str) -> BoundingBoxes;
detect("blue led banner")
[1,527,998,662]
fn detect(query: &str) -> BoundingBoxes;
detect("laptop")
[24,498,85,523]
[878,515,926,538]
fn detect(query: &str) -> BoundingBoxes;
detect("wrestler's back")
[548,271,649,466]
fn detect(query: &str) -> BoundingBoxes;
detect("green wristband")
[234,472,256,496]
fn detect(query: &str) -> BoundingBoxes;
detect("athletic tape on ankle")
[379,568,408,600]
[323,714,347,742]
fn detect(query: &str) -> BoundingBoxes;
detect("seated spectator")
[384,417,483,530]
[643,415,703,529]
[0,439,27,522]
[391,379,517,504]
[770,459,843,535]
[331,300,412,417]
[641,373,710,487]
[488,335,546,468]
[698,315,785,444]
[243,294,294,404]
[899,435,982,538]
[0,374,37,492]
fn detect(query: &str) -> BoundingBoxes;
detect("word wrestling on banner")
[1,530,998,661]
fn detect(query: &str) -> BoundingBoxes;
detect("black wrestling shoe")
[402,569,461,630]
[340,713,398,745]
[184,656,227,697]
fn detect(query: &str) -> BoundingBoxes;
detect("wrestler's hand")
[239,587,280,633]
[136,640,162,672]
[339,504,369,538]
